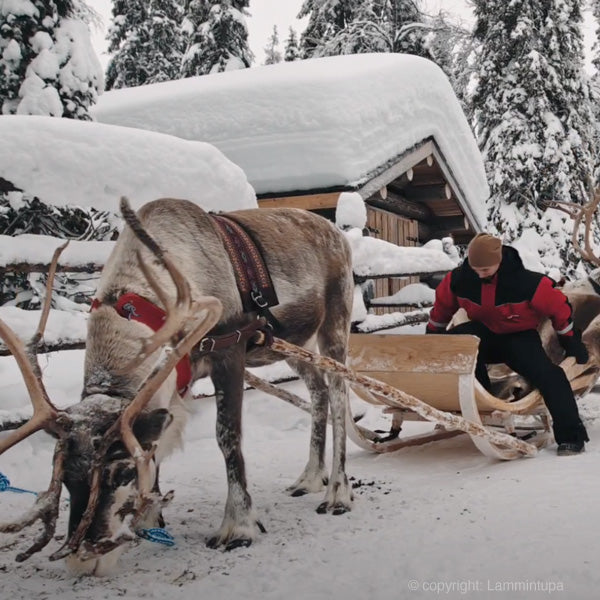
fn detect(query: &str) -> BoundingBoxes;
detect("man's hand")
[559,329,589,364]
[425,326,445,335]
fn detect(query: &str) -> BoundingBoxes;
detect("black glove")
[425,326,445,335]
[559,329,589,364]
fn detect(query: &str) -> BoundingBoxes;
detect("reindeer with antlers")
[534,191,600,371]
[0,197,354,575]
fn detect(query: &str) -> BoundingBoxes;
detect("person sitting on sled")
[426,233,589,456]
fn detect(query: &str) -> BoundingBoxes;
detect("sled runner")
[345,333,599,460]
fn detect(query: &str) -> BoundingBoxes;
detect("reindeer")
[0,197,354,575]
[489,191,600,400]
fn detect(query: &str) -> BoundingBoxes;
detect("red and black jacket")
[427,246,574,337]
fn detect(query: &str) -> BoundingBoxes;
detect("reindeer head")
[56,399,174,576]
[0,199,222,574]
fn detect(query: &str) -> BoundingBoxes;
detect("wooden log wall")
[365,206,419,315]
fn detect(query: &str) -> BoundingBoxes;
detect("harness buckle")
[122,302,140,320]
[251,290,269,308]
[198,337,216,354]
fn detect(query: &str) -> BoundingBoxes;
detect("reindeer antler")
[0,242,71,453]
[545,188,600,266]
[0,242,73,559]
[51,201,223,559]
[119,198,198,367]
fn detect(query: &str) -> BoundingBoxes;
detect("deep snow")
[1,344,599,599]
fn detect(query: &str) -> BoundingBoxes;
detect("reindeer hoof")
[225,538,252,551]
[316,501,352,515]
[332,504,350,515]
[206,519,266,550]
[287,475,328,497]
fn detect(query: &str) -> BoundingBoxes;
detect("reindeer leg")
[317,367,353,514]
[315,322,353,515]
[207,352,265,550]
[285,358,329,496]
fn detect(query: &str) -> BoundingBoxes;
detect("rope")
[1,471,173,547]
[136,527,175,546]
[0,472,38,496]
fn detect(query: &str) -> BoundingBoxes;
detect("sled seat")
[345,333,596,460]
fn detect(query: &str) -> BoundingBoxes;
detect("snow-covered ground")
[1,343,600,599]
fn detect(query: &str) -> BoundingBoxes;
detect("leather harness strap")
[90,295,272,397]
[210,213,279,313]
[194,317,272,355]
[89,213,278,397]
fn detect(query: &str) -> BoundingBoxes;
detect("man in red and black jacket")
[427,233,589,456]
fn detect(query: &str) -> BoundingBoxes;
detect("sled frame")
[344,333,598,459]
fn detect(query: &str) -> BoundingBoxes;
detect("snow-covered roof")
[93,53,488,227]
[0,115,256,212]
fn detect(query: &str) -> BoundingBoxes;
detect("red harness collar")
[91,293,192,396]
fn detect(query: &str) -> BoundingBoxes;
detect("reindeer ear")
[132,409,173,446]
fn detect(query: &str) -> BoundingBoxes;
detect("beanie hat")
[468,233,502,268]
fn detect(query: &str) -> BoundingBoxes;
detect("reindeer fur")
[68,198,353,573]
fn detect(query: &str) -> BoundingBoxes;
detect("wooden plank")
[368,194,431,220]
[382,215,390,302]
[361,207,423,313]
[348,334,479,374]
[391,217,403,296]
[257,192,340,210]
[408,185,452,202]
[366,208,386,313]
[390,212,398,246]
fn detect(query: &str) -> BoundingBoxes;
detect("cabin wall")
[365,206,419,315]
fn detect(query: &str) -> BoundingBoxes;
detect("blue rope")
[0,472,38,497]
[137,527,175,546]
[1,471,173,546]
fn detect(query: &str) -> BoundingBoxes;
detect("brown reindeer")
[538,190,600,368]
[490,191,600,400]
[0,197,354,575]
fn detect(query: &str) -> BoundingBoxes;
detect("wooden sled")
[346,333,599,460]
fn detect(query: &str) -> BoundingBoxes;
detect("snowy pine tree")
[264,25,281,65]
[590,0,600,183]
[181,0,253,77]
[593,0,600,76]
[298,0,432,59]
[421,12,474,97]
[0,0,103,118]
[284,26,300,61]
[470,0,596,274]
[105,0,184,90]
[298,0,356,58]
